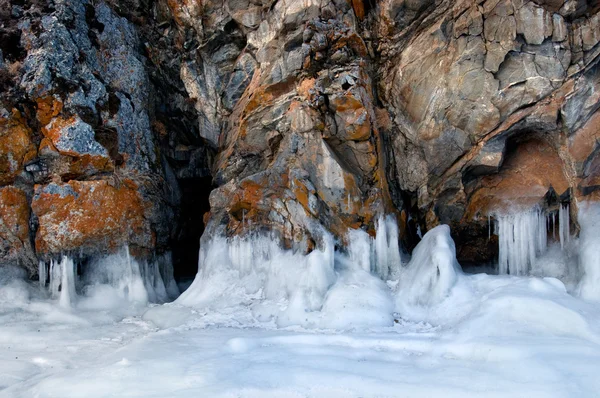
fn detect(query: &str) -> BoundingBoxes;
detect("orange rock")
[35,96,63,126]
[466,139,570,218]
[0,186,30,243]
[31,179,153,256]
[0,186,36,272]
[41,116,114,177]
[0,109,37,186]
[350,0,365,20]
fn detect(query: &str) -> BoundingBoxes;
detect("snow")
[2,213,600,396]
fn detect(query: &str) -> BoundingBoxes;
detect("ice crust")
[2,208,600,396]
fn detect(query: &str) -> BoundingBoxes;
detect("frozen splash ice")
[177,221,405,328]
[346,215,403,279]
[496,208,547,275]
[40,247,179,307]
[395,225,461,309]
[82,246,179,305]
[176,231,337,316]
[177,216,468,328]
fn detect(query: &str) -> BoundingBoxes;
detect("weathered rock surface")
[0,0,599,274]
[31,180,153,258]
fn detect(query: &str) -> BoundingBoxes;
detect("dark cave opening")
[172,177,213,283]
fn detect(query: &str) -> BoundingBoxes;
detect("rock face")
[0,0,599,274]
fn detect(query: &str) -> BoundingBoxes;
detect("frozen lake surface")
[2,270,600,397]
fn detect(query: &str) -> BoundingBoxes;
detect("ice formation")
[177,216,467,328]
[493,204,578,281]
[576,202,600,301]
[47,257,77,308]
[559,204,571,250]
[346,215,403,279]
[496,208,548,275]
[40,247,179,307]
[176,231,338,326]
[178,220,404,328]
[374,215,403,279]
[395,225,461,309]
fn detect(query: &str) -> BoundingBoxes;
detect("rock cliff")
[0,0,598,275]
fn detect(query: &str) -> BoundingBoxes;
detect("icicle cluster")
[496,208,547,275]
[494,204,574,276]
[39,247,179,307]
[347,215,403,280]
[43,257,77,308]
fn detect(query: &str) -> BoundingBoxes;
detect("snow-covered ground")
[2,262,600,396]
[2,206,600,397]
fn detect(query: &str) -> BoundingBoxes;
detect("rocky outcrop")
[0,0,599,275]
[0,0,186,274]
[377,0,600,262]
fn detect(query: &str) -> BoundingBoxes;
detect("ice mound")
[0,265,37,305]
[176,216,407,329]
[458,277,598,342]
[396,225,461,307]
[576,201,600,301]
[176,232,338,326]
[176,220,470,329]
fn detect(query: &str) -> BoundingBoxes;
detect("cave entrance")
[172,176,213,286]
[460,136,573,274]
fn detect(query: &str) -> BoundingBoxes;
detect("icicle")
[49,259,61,298]
[559,204,571,250]
[347,228,372,272]
[488,215,491,241]
[242,209,245,232]
[157,252,180,300]
[124,246,149,303]
[38,260,47,289]
[59,256,76,308]
[495,208,547,276]
[373,215,402,280]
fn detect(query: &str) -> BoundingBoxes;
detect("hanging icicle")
[495,208,547,276]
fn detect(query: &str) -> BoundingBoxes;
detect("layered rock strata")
[0,0,599,273]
